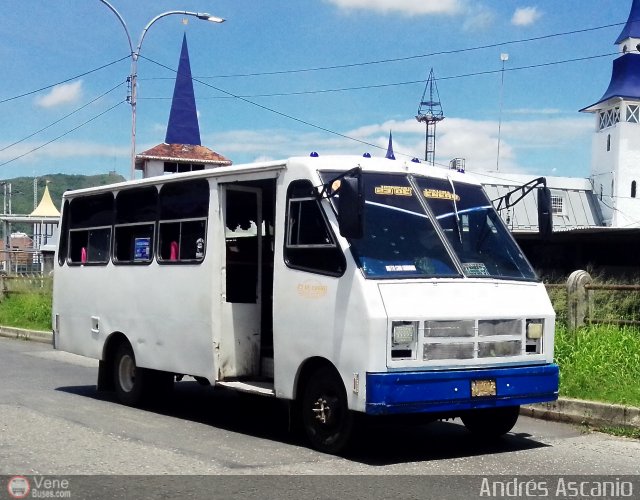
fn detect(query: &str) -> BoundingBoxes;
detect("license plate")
[471,379,496,397]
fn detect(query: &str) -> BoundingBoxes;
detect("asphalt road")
[1,337,638,498]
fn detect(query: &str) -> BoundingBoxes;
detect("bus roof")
[62,155,479,200]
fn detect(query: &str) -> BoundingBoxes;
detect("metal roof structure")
[472,172,604,233]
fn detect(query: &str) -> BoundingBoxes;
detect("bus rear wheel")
[301,366,354,454]
[461,406,520,438]
[113,343,148,406]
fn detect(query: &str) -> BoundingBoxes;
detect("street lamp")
[98,1,225,179]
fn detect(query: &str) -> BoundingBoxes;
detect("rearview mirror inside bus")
[537,186,553,238]
[338,173,364,239]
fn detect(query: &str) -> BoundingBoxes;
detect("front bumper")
[366,363,559,415]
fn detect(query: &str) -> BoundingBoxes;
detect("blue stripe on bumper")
[366,363,559,415]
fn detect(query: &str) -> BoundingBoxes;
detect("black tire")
[301,366,354,454]
[461,405,520,438]
[113,343,148,406]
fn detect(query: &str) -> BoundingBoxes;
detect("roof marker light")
[310,152,319,157]
[411,158,420,163]
[363,152,371,158]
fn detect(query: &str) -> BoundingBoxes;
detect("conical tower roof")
[581,0,640,112]
[385,131,395,160]
[165,33,201,146]
[30,184,60,218]
[616,0,640,44]
[136,34,231,173]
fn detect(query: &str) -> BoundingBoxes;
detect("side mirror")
[338,174,364,239]
[537,187,553,238]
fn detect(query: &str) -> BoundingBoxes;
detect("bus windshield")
[414,175,537,281]
[320,171,537,281]
[333,173,460,279]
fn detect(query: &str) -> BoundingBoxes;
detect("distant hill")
[1,172,126,217]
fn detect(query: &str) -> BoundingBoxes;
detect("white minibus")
[53,155,558,453]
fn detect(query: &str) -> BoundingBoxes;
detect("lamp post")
[98,1,225,179]
[496,52,509,172]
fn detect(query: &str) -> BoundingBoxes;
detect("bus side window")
[113,187,157,265]
[67,193,113,265]
[57,200,70,266]
[158,179,209,264]
[284,180,346,277]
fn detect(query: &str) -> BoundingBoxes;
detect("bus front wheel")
[301,366,354,454]
[461,406,520,438]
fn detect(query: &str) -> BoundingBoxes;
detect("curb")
[0,325,52,345]
[522,398,640,430]
[0,329,638,431]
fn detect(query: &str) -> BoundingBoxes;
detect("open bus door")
[219,185,263,379]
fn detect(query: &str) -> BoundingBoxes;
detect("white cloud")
[507,108,562,115]
[35,81,83,108]
[462,5,496,32]
[1,114,590,176]
[207,115,591,175]
[511,7,542,27]
[326,0,462,16]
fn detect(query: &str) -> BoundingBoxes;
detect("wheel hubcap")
[313,397,332,424]
[118,354,135,393]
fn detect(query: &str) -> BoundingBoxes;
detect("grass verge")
[555,324,640,407]
[0,279,52,331]
[596,426,640,440]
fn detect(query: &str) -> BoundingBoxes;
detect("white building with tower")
[465,0,640,274]
[579,0,640,227]
[470,0,640,235]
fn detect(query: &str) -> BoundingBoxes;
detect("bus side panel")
[53,259,217,381]
[270,168,387,412]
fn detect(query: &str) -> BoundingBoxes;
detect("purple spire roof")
[165,34,201,146]
[385,131,395,160]
[616,0,640,44]
[580,53,640,111]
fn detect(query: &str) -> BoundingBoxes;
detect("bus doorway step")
[216,380,275,397]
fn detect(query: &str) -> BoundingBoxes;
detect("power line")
[138,52,617,101]
[195,21,626,79]
[3,18,624,108]
[0,56,129,105]
[0,81,126,153]
[0,100,127,168]
[141,45,620,161]
[140,55,390,154]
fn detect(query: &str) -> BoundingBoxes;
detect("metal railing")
[550,270,640,330]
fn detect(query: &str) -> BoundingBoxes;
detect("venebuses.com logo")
[6,476,71,499]
[7,476,30,499]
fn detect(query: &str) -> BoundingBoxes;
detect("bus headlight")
[392,321,417,345]
[526,319,544,339]
[526,319,544,354]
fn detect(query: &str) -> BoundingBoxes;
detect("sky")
[0,0,634,181]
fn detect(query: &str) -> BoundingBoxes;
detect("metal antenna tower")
[416,68,444,165]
